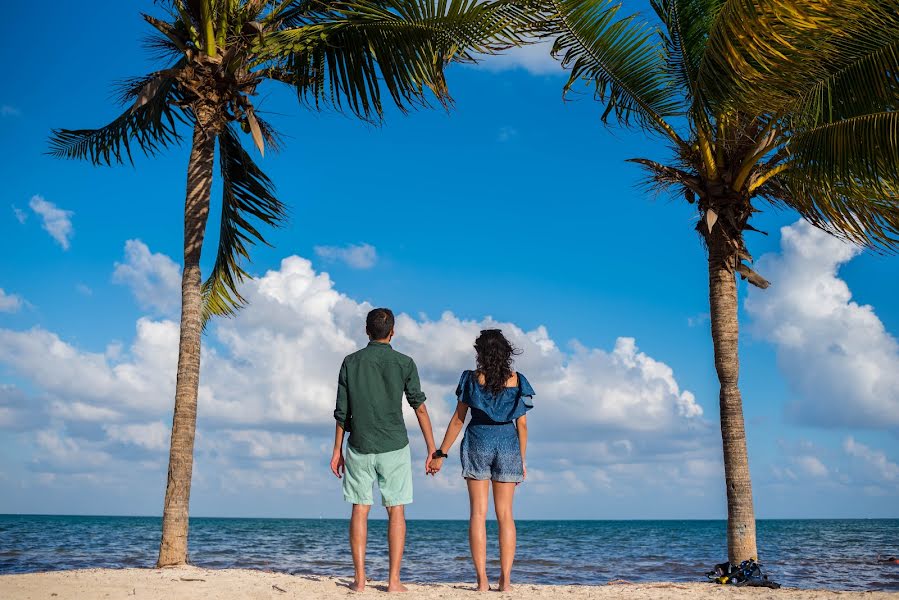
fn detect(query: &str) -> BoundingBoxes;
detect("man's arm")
[414,404,437,473]
[405,360,435,472]
[331,360,349,478]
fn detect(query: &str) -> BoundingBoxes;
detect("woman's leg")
[467,478,491,591]
[492,481,517,591]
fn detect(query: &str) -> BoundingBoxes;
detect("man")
[330,307,437,593]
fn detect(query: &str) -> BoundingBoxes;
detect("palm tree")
[543,0,899,562]
[50,0,532,567]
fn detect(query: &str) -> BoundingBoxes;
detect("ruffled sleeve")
[457,370,533,423]
[518,372,535,410]
[455,370,472,404]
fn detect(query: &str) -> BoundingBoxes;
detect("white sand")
[0,567,895,600]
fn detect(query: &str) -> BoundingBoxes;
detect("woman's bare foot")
[386,580,408,593]
[348,580,365,593]
[497,575,512,592]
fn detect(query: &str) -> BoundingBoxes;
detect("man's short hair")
[366,308,395,340]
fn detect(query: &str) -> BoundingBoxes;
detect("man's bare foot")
[348,580,365,592]
[497,576,512,592]
[476,582,490,592]
[386,581,408,593]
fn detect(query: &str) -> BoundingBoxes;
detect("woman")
[429,329,534,592]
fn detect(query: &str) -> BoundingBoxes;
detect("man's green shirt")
[334,341,426,454]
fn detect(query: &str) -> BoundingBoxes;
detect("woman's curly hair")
[474,329,521,395]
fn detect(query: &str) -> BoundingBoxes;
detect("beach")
[2,566,897,600]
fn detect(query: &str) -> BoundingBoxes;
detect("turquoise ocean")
[1,516,897,591]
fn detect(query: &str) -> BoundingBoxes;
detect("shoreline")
[1,567,896,599]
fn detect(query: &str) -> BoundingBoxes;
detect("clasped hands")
[425,450,444,476]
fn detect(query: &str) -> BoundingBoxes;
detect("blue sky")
[1,0,897,523]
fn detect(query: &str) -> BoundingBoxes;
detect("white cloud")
[29,195,74,250]
[113,239,181,314]
[746,220,899,428]
[76,283,93,296]
[474,42,563,76]
[0,252,706,502]
[12,206,27,224]
[105,422,170,451]
[0,318,178,417]
[497,126,518,142]
[844,437,899,483]
[313,243,378,269]
[0,289,23,313]
[793,455,829,478]
[1,105,21,117]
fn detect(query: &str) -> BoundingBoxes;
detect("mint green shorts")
[343,444,413,507]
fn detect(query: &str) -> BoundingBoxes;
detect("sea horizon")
[4,513,897,521]
[2,515,897,591]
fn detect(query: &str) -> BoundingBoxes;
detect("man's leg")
[386,505,407,592]
[350,504,371,591]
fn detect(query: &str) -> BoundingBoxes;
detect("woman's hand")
[517,461,527,486]
[428,457,445,476]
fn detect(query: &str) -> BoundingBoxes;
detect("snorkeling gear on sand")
[707,559,781,588]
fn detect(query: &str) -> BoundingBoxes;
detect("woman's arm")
[429,401,468,474]
[516,414,528,480]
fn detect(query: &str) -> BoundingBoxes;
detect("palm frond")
[651,0,722,107]
[762,173,899,251]
[697,0,899,111]
[546,0,685,143]
[202,124,286,322]
[48,74,186,166]
[788,112,899,194]
[793,35,899,128]
[260,0,535,121]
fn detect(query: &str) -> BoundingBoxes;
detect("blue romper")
[456,370,535,483]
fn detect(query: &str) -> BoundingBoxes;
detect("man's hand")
[330,450,345,478]
[428,456,444,476]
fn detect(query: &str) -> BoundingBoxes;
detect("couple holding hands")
[330,308,534,592]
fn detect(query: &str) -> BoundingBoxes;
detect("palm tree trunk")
[157,120,215,567]
[707,229,758,564]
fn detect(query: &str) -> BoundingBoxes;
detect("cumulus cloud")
[1,105,21,117]
[497,126,518,142]
[474,42,563,76]
[113,240,181,314]
[105,421,170,451]
[29,195,74,250]
[0,317,179,418]
[746,220,899,428]
[12,205,27,224]
[0,249,710,505]
[0,288,23,313]
[314,243,378,269]
[844,437,899,484]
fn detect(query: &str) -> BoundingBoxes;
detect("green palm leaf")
[651,0,722,107]
[261,0,534,120]
[697,0,899,111]
[48,74,186,166]
[546,0,685,141]
[788,112,899,194]
[763,174,899,251]
[793,35,899,128]
[202,124,287,323]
